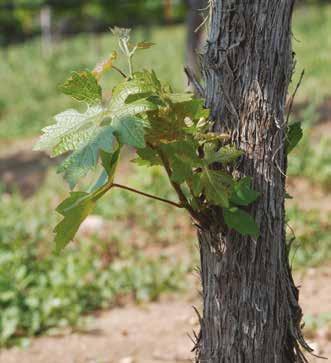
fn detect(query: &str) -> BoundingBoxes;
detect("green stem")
[111,183,183,209]
[186,181,202,210]
[128,55,133,78]
[155,147,204,223]
[122,41,134,78]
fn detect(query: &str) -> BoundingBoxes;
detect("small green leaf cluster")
[35,28,260,252]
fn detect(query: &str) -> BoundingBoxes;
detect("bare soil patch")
[287,177,331,213]
[1,264,330,363]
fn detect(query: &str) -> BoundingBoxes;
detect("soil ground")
[0,264,330,363]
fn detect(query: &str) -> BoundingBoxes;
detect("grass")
[288,105,331,190]
[288,130,331,190]
[303,312,331,338]
[291,4,331,103]
[0,163,195,347]
[0,4,331,347]
[0,4,331,140]
[287,206,331,269]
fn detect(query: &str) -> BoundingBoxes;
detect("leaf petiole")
[112,65,128,79]
[111,183,183,209]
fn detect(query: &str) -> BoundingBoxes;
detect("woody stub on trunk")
[191,1,312,362]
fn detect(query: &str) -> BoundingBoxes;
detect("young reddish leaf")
[92,51,117,80]
[136,41,155,50]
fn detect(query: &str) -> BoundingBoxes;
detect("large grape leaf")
[223,207,259,237]
[34,105,103,153]
[58,126,116,189]
[106,72,159,145]
[52,127,96,157]
[201,169,234,208]
[58,71,102,104]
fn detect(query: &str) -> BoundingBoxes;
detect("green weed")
[287,206,331,268]
[288,129,331,190]
[0,171,191,347]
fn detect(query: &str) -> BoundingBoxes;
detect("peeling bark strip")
[196,1,310,362]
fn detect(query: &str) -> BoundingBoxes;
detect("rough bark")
[195,1,310,362]
[186,0,206,74]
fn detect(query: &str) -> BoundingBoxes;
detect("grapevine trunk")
[196,1,310,361]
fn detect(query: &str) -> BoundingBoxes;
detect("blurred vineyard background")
[0,1,330,362]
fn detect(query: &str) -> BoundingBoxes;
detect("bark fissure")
[196,1,310,362]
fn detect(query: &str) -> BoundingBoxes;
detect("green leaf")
[54,187,109,252]
[89,170,108,193]
[112,98,157,121]
[112,115,147,148]
[145,97,210,145]
[223,207,259,237]
[90,147,121,192]
[201,169,233,208]
[171,156,193,184]
[166,93,194,104]
[109,71,160,113]
[191,174,203,197]
[230,177,260,206]
[145,112,185,144]
[286,122,303,154]
[172,98,209,121]
[100,147,121,177]
[58,126,116,188]
[52,127,96,157]
[205,145,243,165]
[54,192,95,252]
[59,71,102,104]
[134,146,161,166]
[160,140,201,183]
[162,140,200,163]
[34,105,103,153]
